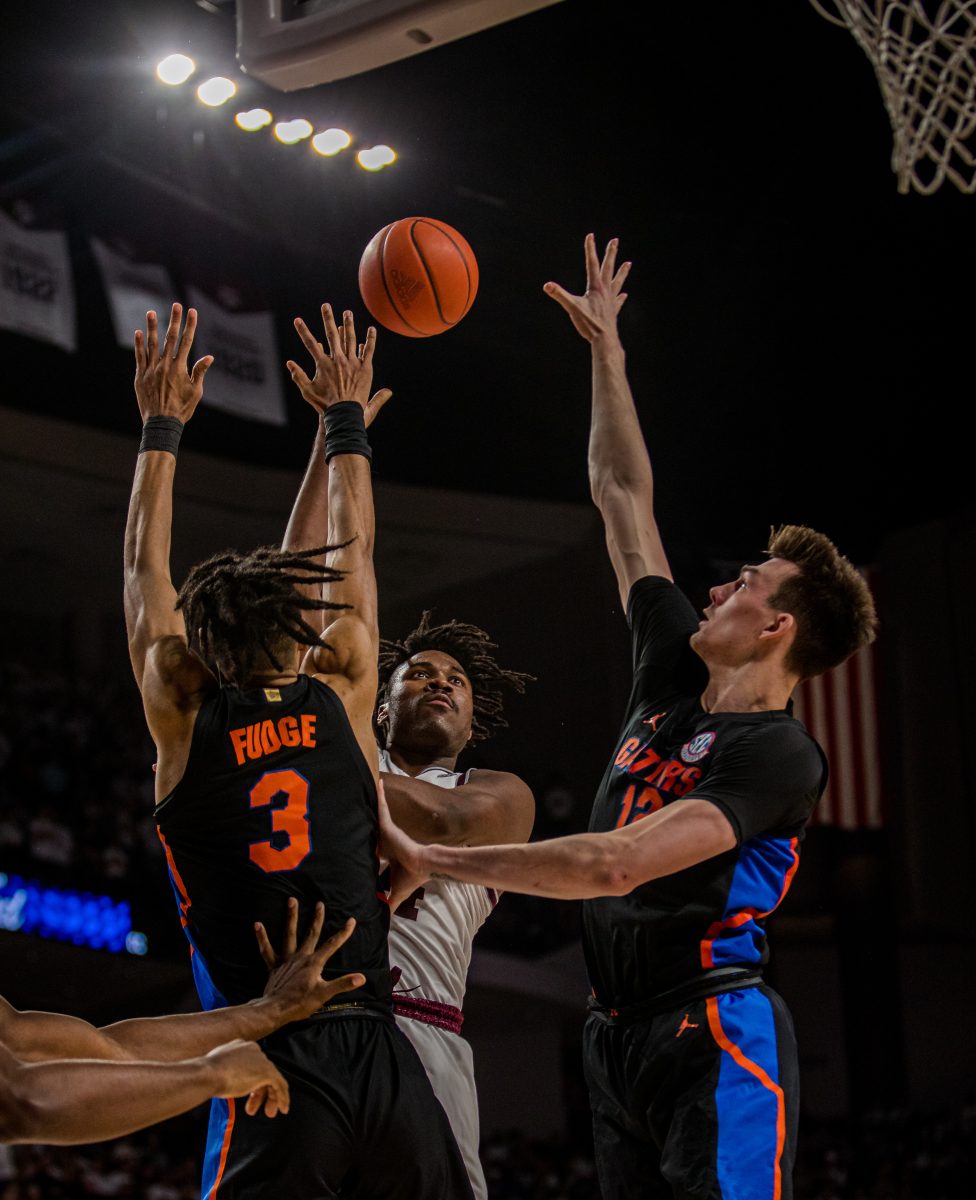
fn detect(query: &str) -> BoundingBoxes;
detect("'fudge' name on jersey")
[228,712,318,765]
[583,576,828,1009]
[155,675,391,1013]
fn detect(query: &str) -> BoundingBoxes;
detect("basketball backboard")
[236,0,566,90]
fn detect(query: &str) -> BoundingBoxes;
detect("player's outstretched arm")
[123,304,215,746]
[545,234,672,605]
[381,769,534,848]
[0,1037,289,1145]
[290,304,382,769]
[379,786,734,904]
[1,902,364,1065]
[282,324,392,628]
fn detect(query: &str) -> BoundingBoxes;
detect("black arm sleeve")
[687,722,827,844]
[626,576,708,708]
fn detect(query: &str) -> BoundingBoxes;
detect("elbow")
[0,1088,41,1144]
[591,844,639,897]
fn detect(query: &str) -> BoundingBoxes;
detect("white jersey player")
[382,749,497,1199]
[375,618,534,1200]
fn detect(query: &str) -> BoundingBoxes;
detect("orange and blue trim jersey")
[582,576,827,1009]
[155,675,391,1012]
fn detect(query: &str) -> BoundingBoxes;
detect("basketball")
[358,217,479,337]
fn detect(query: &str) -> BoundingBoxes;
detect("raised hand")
[376,779,431,911]
[205,1039,291,1117]
[286,303,392,423]
[133,304,213,423]
[255,898,365,1025]
[543,233,631,344]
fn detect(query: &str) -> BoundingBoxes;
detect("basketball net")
[810,0,976,193]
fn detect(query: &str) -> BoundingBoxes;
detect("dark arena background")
[1,2,974,1196]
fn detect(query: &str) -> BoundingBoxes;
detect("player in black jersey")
[123,302,473,1198]
[379,236,878,1200]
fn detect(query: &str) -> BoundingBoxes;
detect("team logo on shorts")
[680,732,716,763]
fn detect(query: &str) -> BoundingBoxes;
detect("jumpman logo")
[675,1013,699,1038]
[643,711,667,731]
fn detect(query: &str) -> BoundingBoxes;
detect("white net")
[810,0,976,193]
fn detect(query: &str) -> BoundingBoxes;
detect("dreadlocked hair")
[766,524,878,681]
[176,543,351,686]
[377,611,534,743]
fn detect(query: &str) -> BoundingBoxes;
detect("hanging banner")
[186,286,287,426]
[90,238,178,350]
[0,209,77,352]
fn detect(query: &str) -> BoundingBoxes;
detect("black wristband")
[139,415,184,456]
[324,401,372,463]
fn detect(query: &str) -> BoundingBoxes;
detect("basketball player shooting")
[379,235,878,1200]
[123,302,473,1199]
[279,331,533,1200]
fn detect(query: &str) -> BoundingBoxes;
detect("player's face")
[690,557,799,667]
[380,650,474,757]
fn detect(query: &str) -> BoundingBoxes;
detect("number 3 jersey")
[155,675,391,1012]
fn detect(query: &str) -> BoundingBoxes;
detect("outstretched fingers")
[161,303,182,362]
[542,280,576,314]
[358,324,378,367]
[145,309,159,363]
[294,316,329,365]
[341,309,358,359]
[189,354,214,388]
[299,901,326,955]
[176,307,198,369]
[319,303,342,358]
[312,915,356,968]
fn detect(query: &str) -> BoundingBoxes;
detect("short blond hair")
[766,525,877,681]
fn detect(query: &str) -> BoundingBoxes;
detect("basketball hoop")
[810,0,976,194]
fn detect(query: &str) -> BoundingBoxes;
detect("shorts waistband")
[393,995,464,1035]
[588,967,763,1026]
[302,1001,394,1024]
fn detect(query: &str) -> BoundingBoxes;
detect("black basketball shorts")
[583,984,800,1200]
[200,1008,475,1199]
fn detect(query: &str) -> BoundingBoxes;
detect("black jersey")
[155,675,390,1011]
[582,576,827,1008]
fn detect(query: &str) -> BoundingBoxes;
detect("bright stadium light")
[197,76,237,107]
[312,128,353,156]
[236,107,273,131]
[274,118,313,144]
[156,53,196,85]
[356,144,396,171]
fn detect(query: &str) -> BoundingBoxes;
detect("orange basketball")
[358,217,478,337]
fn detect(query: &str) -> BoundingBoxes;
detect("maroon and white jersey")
[382,749,498,1017]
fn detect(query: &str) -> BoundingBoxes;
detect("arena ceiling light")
[236,107,273,131]
[311,128,352,156]
[274,118,313,144]
[196,76,237,106]
[156,53,196,85]
[356,145,396,171]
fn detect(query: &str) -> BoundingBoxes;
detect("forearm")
[283,417,329,553]
[419,832,629,900]
[587,337,654,507]
[123,452,181,674]
[124,453,176,577]
[101,998,285,1062]
[413,801,735,900]
[382,773,468,845]
[2,1057,225,1145]
[327,455,375,554]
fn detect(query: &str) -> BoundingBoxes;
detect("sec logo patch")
[680,732,716,763]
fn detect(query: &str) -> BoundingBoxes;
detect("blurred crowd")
[3,1101,975,1199]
